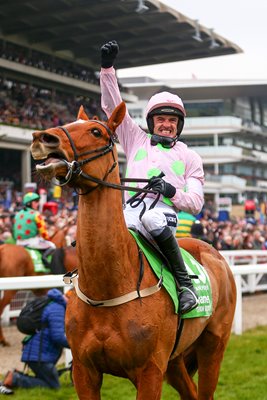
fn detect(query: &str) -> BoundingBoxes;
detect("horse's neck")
[76,187,133,296]
[50,229,66,248]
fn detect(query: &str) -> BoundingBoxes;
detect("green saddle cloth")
[26,248,51,273]
[129,230,212,318]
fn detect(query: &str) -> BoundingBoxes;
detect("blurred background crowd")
[0,192,77,247]
[1,188,267,252]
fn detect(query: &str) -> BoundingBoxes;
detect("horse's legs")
[72,360,102,400]
[0,290,16,346]
[197,331,228,400]
[134,362,164,400]
[166,355,198,400]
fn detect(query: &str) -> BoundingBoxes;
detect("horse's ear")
[77,105,89,121]
[107,102,126,132]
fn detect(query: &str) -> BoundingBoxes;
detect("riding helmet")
[145,91,186,146]
[23,192,40,206]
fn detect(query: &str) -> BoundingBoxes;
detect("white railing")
[0,256,267,336]
[230,264,267,334]
[0,275,69,323]
[221,249,267,267]
[221,250,267,294]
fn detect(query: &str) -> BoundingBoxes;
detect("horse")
[30,102,236,400]
[0,229,77,346]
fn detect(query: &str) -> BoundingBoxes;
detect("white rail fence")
[220,250,267,335]
[0,250,267,336]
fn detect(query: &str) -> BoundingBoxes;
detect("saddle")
[26,247,65,274]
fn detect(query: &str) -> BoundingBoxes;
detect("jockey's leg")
[141,209,198,315]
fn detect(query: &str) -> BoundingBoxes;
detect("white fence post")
[1,304,11,326]
[233,274,242,335]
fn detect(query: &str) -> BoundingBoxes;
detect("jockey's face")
[153,114,178,138]
[31,200,39,210]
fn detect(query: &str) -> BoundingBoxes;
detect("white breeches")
[124,198,177,240]
[16,237,56,250]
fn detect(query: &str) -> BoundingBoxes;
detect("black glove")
[149,177,176,198]
[100,40,119,68]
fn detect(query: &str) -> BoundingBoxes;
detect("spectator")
[252,229,265,250]
[190,221,212,244]
[244,198,256,218]
[220,235,234,250]
[2,288,69,390]
[176,211,196,239]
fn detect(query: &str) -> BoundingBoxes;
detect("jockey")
[100,40,205,314]
[13,192,56,250]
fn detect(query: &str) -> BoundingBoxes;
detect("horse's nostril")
[41,133,59,146]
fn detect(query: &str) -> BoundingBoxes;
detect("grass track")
[1,326,267,399]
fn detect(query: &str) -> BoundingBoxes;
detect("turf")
[1,326,267,399]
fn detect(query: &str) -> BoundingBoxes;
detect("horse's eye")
[91,128,102,138]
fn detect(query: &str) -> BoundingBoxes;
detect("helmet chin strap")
[150,134,179,148]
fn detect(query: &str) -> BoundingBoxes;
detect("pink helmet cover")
[145,91,186,118]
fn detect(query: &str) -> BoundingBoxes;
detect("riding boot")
[41,248,54,269]
[152,226,199,315]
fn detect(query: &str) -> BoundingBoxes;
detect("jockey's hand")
[149,177,176,198]
[101,40,119,68]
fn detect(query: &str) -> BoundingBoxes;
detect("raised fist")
[100,40,119,68]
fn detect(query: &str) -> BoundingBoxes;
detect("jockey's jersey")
[100,67,205,216]
[13,208,49,240]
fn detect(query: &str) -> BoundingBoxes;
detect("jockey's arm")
[35,213,49,240]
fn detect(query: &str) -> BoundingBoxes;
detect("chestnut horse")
[0,229,77,346]
[30,102,236,400]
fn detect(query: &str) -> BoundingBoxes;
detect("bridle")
[57,122,117,188]
[56,122,159,196]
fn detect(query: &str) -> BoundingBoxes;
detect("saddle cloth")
[129,229,212,318]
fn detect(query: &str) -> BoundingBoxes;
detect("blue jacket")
[21,288,69,363]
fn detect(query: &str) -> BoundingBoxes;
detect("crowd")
[1,187,267,252]
[0,75,105,130]
[1,39,100,86]
[194,217,267,250]
[0,39,129,131]
[0,195,77,246]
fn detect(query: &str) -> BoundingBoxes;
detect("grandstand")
[0,0,241,201]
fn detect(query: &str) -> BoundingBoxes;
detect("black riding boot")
[152,227,199,315]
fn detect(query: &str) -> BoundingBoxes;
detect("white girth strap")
[63,269,163,307]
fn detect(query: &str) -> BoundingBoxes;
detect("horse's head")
[30,102,126,189]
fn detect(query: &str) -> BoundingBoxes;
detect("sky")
[118,0,267,81]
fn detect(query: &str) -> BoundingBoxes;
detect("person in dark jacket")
[190,221,213,245]
[2,288,70,390]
